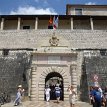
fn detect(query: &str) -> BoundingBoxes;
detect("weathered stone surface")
[0,51,31,95]
[0,30,107,49]
[0,29,107,102]
[85,56,107,87]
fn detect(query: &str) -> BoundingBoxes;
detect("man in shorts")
[55,84,61,103]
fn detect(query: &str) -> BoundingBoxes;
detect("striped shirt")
[55,87,61,93]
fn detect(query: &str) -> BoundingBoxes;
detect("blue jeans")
[14,97,20,105]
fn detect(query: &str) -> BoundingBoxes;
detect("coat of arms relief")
[49,32,59,46]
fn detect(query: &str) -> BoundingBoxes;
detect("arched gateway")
[29,32,78,101]
[45,72,63,100]
[39,67,68,101]
[30,53,78,101]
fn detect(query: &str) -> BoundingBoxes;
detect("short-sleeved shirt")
[90,89,96,96]
[92,90,102,102]
[55,86,61,94]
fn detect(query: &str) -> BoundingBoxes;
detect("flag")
[53,16,58,29]
[48,16,53,29]
[49,16,53,25]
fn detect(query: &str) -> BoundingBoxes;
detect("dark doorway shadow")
[45,72,64,101]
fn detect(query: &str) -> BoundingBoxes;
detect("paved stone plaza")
[1,101,92,107]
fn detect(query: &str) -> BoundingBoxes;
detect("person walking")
[92,85,102,107]
[14,88,21,106]
[45,85,51,102]
[67,85,76,107]
[89,86,96,107]
[89,86,94,105]
[14,85,25,106]
[55,84,61,103]
[17,85,25,103]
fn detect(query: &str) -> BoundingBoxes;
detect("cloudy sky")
[0,0,107,15]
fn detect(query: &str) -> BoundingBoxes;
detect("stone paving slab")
[1,101,92,107]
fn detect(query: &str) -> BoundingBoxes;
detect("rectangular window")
[100,49,107,56]
[3,49,9,56]
[75,8,82,15]
[23,26,30,29]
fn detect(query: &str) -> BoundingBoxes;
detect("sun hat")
[18,85,22,88]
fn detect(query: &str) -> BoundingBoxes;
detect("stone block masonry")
[0,50,31,96]
[0,30,107,49]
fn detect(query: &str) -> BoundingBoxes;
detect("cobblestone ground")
[1,101,92,107]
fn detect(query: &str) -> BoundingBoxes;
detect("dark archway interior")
[45,72,64,101]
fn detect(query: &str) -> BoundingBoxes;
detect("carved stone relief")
[49,32,59,46]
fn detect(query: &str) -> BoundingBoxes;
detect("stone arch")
[38,66,69,101]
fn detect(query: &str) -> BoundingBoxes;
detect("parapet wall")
[0,30,107,49]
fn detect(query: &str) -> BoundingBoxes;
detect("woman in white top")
[45,85,51,102]
[67,85,76,107]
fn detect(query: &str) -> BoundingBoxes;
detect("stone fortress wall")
[0,50,31,95]
[0,30,107,101]
[0,30,107,49]
[1,3,107,101]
